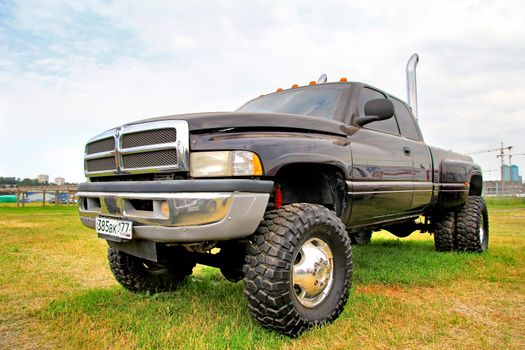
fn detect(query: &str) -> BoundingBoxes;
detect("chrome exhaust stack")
[317,73,328,84]
[406,53,419,120]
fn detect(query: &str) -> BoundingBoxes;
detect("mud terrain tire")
[108,247,195,293]
[243,203,352,336]
[434,211,457,252]
[456,196,489,252]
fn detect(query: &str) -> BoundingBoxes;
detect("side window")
[357,88,400,135]
[392,98,421,141]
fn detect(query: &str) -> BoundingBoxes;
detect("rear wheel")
[456,196,489,252]
[108,247,196,293]
[433,196,489,253]
[243,203,352,336]
[349,230,372,245]
[434,211,457,252]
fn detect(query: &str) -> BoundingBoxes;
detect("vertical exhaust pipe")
[406,53,419,120]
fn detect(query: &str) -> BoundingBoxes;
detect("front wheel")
[243,203,352,336]
[108,247,196,293]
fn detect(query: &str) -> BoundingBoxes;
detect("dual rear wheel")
[434,196,489,252]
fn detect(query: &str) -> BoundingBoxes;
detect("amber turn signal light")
[161,201,170,217]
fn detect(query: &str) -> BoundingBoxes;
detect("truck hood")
[126,112,348,136]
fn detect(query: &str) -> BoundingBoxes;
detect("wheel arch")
[469,172,483,196]
[273,162,349,217]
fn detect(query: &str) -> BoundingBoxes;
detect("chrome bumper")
[78,191,269,242]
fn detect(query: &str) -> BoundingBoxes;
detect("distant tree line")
[0,177,77,187]
[0,177,42,186]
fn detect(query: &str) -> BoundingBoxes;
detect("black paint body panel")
[190,131,352,177]
[129,111,349,137]
[87,82,482,230]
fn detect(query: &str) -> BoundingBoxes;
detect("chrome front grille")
[122,150,178,169]
[86,137,115,155]
[86,157,117,172]
[84,120,189,177]
[121,128,177,149]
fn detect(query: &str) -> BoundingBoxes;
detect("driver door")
[348,87,414,226]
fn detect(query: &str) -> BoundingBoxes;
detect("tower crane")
[467,142,513,181]
[509,152,525,167]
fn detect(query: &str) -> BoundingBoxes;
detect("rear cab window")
[391,98,422,141]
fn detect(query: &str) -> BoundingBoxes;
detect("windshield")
[237,86,347,119]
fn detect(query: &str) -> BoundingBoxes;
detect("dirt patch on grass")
[285,279,525,350]
[356,284,405,297]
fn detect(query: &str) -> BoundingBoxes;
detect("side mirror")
[355,99,395,126]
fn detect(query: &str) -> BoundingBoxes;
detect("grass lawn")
[0,200,524,349]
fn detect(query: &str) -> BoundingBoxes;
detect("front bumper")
[78,179,272,242]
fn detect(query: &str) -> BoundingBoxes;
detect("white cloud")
[1,0,524,182]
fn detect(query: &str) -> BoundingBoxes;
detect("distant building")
[484,180,524,196]
[484,165,524,196]
[502,165,511,181]
[511,165,520,182]
[54,177,65,186]
[37,174,49,184]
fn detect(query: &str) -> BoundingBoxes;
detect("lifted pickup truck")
[78,55,488,335]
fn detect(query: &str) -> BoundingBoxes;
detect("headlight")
[190,151,263,177]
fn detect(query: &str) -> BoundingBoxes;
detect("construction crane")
[468,147,498,155]
[509,152,525,167]
[468,142,513,181]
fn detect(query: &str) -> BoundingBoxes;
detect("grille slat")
[86,138,115,154]
[86,157,117,172]
[122,150,178,169]
[121,128,177,149]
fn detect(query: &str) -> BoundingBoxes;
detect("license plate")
[96,216,133,240]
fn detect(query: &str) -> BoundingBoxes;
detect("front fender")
[190,131,352,178]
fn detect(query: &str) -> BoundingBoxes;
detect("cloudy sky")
[1,0,524,183]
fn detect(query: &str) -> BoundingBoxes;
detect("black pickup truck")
[78,61,488,335]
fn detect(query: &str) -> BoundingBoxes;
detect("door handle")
[403,147,411,156]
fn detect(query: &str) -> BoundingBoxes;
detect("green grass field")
[1,200,524,349]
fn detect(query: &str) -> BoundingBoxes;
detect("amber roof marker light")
[339,77,348,82]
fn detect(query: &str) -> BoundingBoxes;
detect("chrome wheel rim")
[292,237,334,308]
[479,216,485,245]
